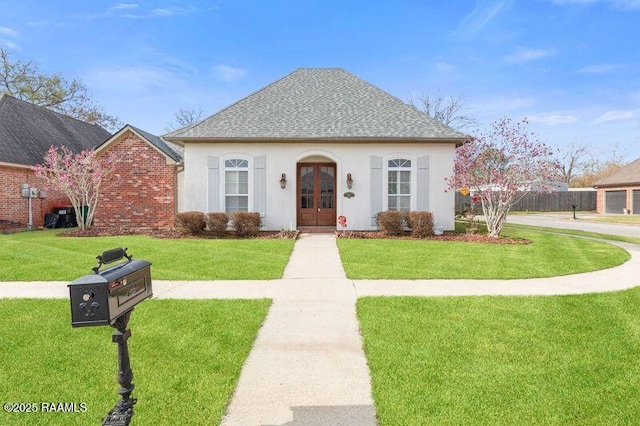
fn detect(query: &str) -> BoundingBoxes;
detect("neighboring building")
[0,94,111,228]
[94,125,183,229]
[594,158,640,214]
[165,68,467,231]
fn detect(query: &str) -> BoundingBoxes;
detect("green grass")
[503,222,640,245]
[0,298,270,425]
[358,288,640,425]
[0,229,295,281]
[338,226,630,279]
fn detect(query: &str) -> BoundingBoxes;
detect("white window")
[387,158,411,212]
[224,159,249,214]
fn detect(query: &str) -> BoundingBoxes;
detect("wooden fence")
[455,191,596,212]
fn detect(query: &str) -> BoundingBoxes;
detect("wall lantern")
[279,173,287,189]
[346,173,353,189]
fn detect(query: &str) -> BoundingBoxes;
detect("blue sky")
[1,0,639,160]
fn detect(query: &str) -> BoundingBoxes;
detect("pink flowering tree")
[447,118,561,238]
[33,146,119,229]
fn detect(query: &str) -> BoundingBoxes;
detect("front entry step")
[297,226,336,233]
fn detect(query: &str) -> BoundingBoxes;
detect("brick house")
[94,125,183,229]
[0,94,110,229]
[594,158,640,214]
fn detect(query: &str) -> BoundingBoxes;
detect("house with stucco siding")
[165,68,466,231]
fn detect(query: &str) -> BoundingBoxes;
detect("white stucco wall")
[181,142,456,231]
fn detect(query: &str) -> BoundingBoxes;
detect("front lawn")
[358,288,640,425]
[0,298,270,426]
[337,226,629,279]
[0,229,295,281]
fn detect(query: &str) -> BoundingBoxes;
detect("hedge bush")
[376,211,405,236]
[406,211,434,238]
[205,212,229,238]
[231,212,261,238]
[175,211,206,235]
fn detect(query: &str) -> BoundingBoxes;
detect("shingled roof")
[0,94,111,166]
[594,157,640,187]
[129,126,183,162]
[164,68,467,142]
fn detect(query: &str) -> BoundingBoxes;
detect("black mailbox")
[69,248,152,327]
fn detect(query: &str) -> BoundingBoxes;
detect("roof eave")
[594,182,640,189]
[163,136,466,145]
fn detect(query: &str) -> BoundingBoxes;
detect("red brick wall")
[596,186,640,214]
[94,131,177,229]
[0,164,69,228]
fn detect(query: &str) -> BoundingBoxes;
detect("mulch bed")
[59,228,300,239]
[335,230,531,244]
[58,228,528,244]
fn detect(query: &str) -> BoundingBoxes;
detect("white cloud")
[529,114,579,125]
[150,9,173,17]
[434,61,456,73]
[593,110,634,123]
[453,0,511,39]
[111,3,138,11]
[0,26,20,50]
[212,65,247,82]
[85,66,179,93]
[576,63,621,74]
[0,40,19,50]
[551,0,599,4]
[505,48,554,63]
[551,0,640,10]
[28,19,65,28]
[612,0,640,10]
[0,26,20,38]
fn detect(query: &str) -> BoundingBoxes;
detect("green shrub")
[206,212,229,237]
[376,211,405,236]
[175,211,206,235]
[231,212,261,238]
[406,211,434,238]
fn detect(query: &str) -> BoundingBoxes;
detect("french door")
[297,163,336,226]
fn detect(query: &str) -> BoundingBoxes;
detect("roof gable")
[96,125,183,163]
[164,68,467,141]
[0,94,111,166]
[594,157,640,187]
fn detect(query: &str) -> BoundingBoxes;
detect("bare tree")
[408,92,477,130]
[558,142,592,185]
[570,142,630,187]
[165,107,205,132]
[0,48,121,132]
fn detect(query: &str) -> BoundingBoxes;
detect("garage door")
[605,190,626,214]
[633,190,640,214]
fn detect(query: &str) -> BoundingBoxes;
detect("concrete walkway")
[2,233,640,425]
[221,234,376,426]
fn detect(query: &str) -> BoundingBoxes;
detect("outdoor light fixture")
[346,173,353,189]
[279,173,287,189]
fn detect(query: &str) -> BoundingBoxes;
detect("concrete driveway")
[505,213,640,238]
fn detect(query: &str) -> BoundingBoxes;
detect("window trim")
[383,156,416,212]
[221,155,252,214]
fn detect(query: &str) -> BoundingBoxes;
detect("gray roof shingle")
[128,125,183,162]
[594,157,640,187]
[164,68,467,141]
[0,94,111,166]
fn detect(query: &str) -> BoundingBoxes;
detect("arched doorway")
[297,161,336,227]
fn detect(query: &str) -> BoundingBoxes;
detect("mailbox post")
[68,248,152,426]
